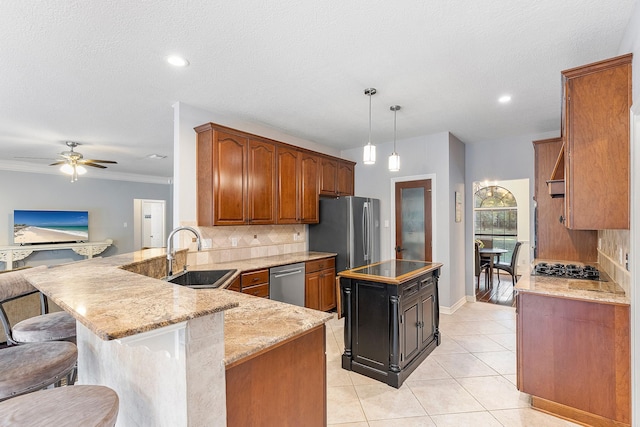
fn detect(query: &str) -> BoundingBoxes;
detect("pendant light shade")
[363,88,377,165]
[388,105,401,172]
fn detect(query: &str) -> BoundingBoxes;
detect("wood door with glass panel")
[395,179,432,261]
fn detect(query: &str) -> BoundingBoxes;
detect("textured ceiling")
[0,1,635,179]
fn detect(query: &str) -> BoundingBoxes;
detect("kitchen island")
[515,261,630,427]
[338,259,442,388]
[22,248,333,426]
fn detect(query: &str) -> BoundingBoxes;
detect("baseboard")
[439,296,466,315]
[531,396,630,427]
[466,294,477,303]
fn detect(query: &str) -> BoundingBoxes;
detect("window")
[474,185,517,263]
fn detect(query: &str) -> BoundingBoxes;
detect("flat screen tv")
[13,210,89,245]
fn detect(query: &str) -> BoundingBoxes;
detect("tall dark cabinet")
[339,260,442,388]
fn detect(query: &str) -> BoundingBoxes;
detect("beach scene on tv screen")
[14,210,89,244]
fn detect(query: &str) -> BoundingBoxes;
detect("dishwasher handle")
[272,269,303,278]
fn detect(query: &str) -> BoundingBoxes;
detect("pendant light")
[388,105,401,172]
[363,88,377,164]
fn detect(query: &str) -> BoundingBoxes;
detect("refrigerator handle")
[363,202,369,261]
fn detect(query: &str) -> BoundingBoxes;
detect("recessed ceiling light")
[166,55,189,67]
[146,154,167,159]
[498,95,512,104]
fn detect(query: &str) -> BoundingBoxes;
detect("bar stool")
[0,341,78,401]
[0,385,119,427]
[0,267,76,347]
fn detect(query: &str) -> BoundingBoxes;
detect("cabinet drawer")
[419,276,434,291]
[241,269,269,286]
[306,257,335,274]
[242,283,269,298]
[401,280,420,298]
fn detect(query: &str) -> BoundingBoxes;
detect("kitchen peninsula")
[338,259,442,388]
[22,248,333,427]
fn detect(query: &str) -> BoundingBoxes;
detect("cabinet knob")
[559,215,564,224]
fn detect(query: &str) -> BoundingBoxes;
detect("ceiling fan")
[50,141,118,182]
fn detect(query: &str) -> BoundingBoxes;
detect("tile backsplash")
[598,229,630,294]
[179,223,307,265]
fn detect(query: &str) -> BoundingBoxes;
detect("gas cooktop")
[532,262,607,282]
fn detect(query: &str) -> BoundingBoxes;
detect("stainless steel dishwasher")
[269,263,306,306]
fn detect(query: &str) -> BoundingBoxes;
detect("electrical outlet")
[202,238,212,249]
[231,237,238,247]
[293,233,298,241]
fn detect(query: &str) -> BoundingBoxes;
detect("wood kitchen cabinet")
[305,257,336,311]
[558,53,632,230]
[320,157,355,197]
[533,137,597,261]
[276,147,319,224]
[195,124,276,226]
[196,122,353,226]
[236,269,269,298]
[226,325,326,426]
[517,292,630,426]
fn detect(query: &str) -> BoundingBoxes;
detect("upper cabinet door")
[337,162,354,196]
[247,139,276,224]
[319,157,338,196]
[563,53,631,230]
[276,146,300,224]
[215,131,248,225]
[300,152,320,223]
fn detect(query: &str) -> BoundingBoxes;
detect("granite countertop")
[515,259,629,305]
[21,248,334,365]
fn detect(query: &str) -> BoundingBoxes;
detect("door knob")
[396,246,405,252]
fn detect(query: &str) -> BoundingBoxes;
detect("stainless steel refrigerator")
[308,196,380,274]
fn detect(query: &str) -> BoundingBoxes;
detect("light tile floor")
[325,301,581,426]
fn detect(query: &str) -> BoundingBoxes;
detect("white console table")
[0,239,113,271]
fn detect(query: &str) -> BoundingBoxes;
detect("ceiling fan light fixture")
[60,163,74,175]
[76,165,87,175]
[363,88,377,165]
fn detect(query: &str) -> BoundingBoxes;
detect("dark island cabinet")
[340,265,440,388]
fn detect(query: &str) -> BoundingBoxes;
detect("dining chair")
[494,242,522,285]
[474,242,490,290]
[478,239,493,264]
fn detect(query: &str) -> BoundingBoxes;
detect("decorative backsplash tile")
[178,223,307,265]
[598,229,630,294]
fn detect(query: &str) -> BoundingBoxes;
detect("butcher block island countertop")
[21,248,333,426]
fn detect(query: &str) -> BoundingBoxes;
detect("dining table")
[478,247,508,285]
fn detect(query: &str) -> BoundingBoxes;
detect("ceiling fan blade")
[81,159,117,164]
[49,161,67,166]
[83,162,107,169]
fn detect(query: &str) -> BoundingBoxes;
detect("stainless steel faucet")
[166,226,202,277]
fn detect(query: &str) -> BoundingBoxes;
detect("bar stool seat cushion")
[0,385,119,427]
[12,311,76,343]
[0,342,77,401]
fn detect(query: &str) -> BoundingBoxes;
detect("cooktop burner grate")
[532,262,606,281]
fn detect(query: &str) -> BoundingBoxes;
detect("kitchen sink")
[165,269,237,289]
